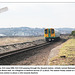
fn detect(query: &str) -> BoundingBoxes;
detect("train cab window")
[45,29,47,34]
[51,29,54,34]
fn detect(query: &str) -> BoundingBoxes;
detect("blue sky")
[0,3,75,28]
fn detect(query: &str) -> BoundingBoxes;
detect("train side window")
[45,29,47,34]
[51,29,54,34]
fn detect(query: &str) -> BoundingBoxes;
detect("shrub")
[71,31,75,36]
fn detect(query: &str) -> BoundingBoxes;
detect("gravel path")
[0,39,66,65]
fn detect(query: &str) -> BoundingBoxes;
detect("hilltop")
[0,27,74,36]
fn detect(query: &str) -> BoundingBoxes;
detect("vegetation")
[0,36,44,46]
[49,38,75,65]
[71,30,75,36]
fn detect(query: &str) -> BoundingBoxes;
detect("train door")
[51,29,55,37]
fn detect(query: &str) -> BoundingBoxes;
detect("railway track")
[0,42,51,59]
[0,38,67,65]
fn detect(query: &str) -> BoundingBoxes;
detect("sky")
[0,3,75,28]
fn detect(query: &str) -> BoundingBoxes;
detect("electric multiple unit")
[44,28,60,42]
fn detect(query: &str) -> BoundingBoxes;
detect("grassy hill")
[49,37,75,65]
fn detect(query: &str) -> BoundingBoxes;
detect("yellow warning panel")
[44,29,49,37]
[44,34,48,37]
[50,28,55,37]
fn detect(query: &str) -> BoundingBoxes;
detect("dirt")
[47,44,63,65]
[0,39,66,65]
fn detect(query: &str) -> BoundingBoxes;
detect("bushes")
[71,31,75,36]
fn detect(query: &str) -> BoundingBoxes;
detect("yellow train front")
[44,28,60,42]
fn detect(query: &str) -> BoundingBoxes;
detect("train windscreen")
[51,29,54,34]
[45,29,47,34]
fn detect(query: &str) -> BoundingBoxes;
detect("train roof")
[45,28,54,29]
[44,28,54,30]
[44,28,60,32]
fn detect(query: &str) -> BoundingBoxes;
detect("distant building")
[0,34,6,36]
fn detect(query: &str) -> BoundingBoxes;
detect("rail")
[0,42,51,59]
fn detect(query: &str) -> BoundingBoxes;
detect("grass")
[49,37,75,65]
[0,36,44,46]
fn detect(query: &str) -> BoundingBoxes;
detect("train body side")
[44,28,60,42]
[55,29,60,37]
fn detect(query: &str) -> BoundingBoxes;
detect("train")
[44,28,60,42]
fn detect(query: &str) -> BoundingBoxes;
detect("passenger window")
[51,29,54,34]
[45,29,47,34]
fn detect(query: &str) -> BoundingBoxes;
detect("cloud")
[0,3,75,28]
